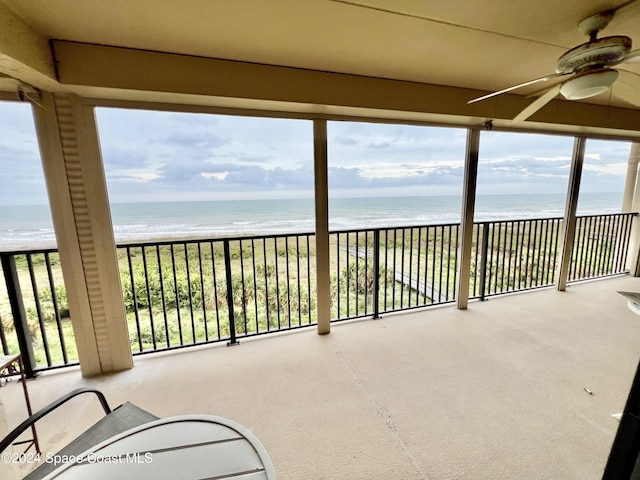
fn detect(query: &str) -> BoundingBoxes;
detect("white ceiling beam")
[52,40,640,137]
[0,1,60,91]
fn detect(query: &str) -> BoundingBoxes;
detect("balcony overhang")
[28,40,640,141]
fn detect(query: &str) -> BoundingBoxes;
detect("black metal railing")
[330,224,459,320]
[0,250,77,376]
[471,217,564,299]
[118,233,316,354]
[0,213,635,374]
[568,213,634,282]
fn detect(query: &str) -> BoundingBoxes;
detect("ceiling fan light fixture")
[560,69,619,100]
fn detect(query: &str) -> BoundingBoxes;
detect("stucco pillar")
[313,120,331,335]
[624,144,640,275]
[622,143,640,213]
[456,128,480,310]
[556,137,586,291]
[31,93,132,376]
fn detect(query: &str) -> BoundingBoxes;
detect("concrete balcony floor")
[2,276,640,479]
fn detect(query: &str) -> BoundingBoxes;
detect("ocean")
[0,192,624,250]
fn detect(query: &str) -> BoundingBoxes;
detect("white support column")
[625,144,640,275]
[32,93,133,376]
[556,137,586,291]
[622,143,640,213]
[456,129,480,310]
[313,120,331,335]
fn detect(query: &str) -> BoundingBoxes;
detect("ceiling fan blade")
[511,84,563,123]
[525,73,576,98]
[617,49,640,65]
[467,72,571,104]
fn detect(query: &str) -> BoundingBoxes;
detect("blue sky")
[0,102,632,205]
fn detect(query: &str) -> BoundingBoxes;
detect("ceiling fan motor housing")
[559,68,619,100]
[555,36,631,73]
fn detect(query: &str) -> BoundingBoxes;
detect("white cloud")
[0,103,632,205]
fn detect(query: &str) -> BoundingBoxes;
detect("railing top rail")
[331,222,461,235]
[115,230,316,249]
[0,246,59,256]
[575,212,637,219]
[475,216,565,225]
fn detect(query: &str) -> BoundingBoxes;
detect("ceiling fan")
[468,9,640,123]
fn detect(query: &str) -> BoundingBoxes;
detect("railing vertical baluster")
[44,252,67,364]
[183,244,196,342]
[126,247,143,351]
[364,231,369,313]
[616,215,624,273]
[1,254,36,377]
[285,237,291,328]
[262,238,270,331]
[407,229,413,307]
[336,233,340,319]
[210,242,221,340]
[295,236,301,326]
[416,227,422,306]
[607,215,620,274]
[452,225,458,300]
[438,226,445,303]
[585,216,596,278]
[599,215,609,276]
[224,240,237,346]
[538,220,546,285]
[274,237,281,329]
[498,222,507,293]
[516,221,524,291]
[529,220,539,287]
[473,224,480,297]
[552,219,561,283]
[539,220,549,286]
[141,246,156,350]
[0,312,9,355]
[373,229,381,319]
[307,235,312,324]
[568,217,577,282]
[602,215,614,276]
[599,216,611,276]
[523,221,533,289]
[486,222,500,294]
[170,244,183,345]
[446,225,452,301]
[252,239,260,331]
[401,229,407,307]
[479,222,489,301]
[507,221,515,291]
[392,229,398,308]
[534,220,543,287]
[197,243,208,342]
[384,229,389,312]
[430,227,436,304]
[356,232,360,316]
[156,245,169,348]
[591,216,603,278]
[621,214,633,271]
[589,215,600,278]
[26,254,51,366]
[576,216,588,280]
[239,239,248,334]
[346,233,351,315]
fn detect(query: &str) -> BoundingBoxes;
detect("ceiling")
[2,0,640,113]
